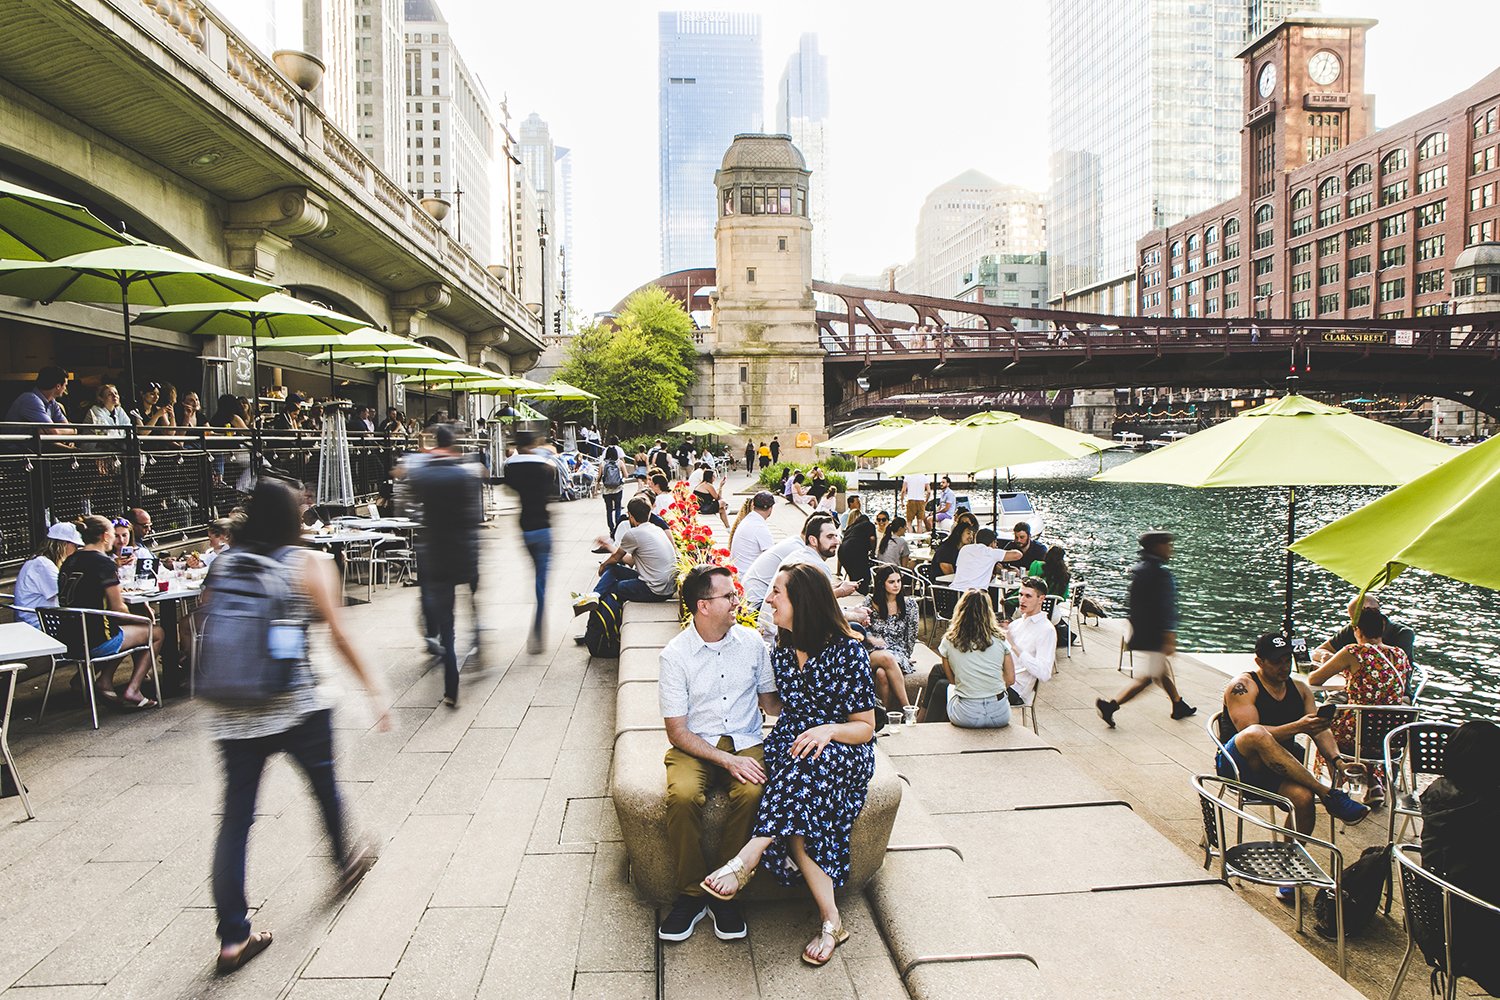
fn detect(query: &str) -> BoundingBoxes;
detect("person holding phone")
[1215,633,1370,903]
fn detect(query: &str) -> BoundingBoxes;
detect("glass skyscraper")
[659,11,762,274]
[1047,0,1317,303]
[776,33,830,281]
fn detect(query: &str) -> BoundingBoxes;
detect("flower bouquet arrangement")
[664,480,758,629]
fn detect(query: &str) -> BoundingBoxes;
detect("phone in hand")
[1316,702,1339,720]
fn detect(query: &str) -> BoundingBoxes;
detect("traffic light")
[553,310,561,335]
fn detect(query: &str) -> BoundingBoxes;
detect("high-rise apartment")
[303,0,356,134]
[518,113,562,332]
[658,11,763,274]
[776,33,831,281]
[301,0,406,181]
[555,145,574,313]
[1048,0,1319,309]
[403,0,495,262]
[898,170,1047,299]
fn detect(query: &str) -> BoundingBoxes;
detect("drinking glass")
[903,705,918,728]
[885,711,904,732]
[1341,762,1369,805]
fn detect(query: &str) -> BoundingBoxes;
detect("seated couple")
[656,563,876,968]
[915,579,1056,728]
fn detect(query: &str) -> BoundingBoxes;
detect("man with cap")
[1097,531,1196,726]
[729,491,777,570]
[1215,633,1370,901]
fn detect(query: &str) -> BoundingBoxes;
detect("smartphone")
[1316,702,1339,720]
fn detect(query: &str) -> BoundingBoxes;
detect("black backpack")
[196,548,309,705]
[1314,844,1390,939]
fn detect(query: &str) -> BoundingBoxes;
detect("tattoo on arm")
[1230,681,1248,696]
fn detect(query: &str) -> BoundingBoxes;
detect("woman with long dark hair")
[873,515,911,568]
[701,563,876,967]
[835,511,877,594]
[864,563,917,711]
[692,467,731,528]
[204,478,389,973]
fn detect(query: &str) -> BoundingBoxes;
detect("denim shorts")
[90,631,126,658]
[1214,732,1277,793]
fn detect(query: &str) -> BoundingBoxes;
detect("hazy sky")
[241,0,1496,315]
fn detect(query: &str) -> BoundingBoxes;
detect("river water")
[861,451,1497,723]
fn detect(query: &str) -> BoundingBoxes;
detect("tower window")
[739,405,748,425]
[778,237,787,251]
[789,406,798,426]
[746,268,756,283]
[739,365,748,383]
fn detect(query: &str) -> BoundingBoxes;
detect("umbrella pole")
[422,368,429,425]
[1284,485,1296,637]
[250,325,262,486]
[119,282,137,413]
[327,342,335,402]
[992,469,998,530]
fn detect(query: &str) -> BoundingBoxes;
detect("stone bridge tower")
[695,133,824,461]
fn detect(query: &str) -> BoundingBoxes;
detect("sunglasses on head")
[112,518,130,527]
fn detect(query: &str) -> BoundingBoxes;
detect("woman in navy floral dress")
[701,562,877,966]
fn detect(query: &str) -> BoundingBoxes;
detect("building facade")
[555,145,574,318]
[1048,0,1320,311]
[659,11,763,275]
[303,0,357,136]
[353,0,406,180]
[1136,17,1500,328]
[897,171,1047,301]
[518,113,563,335]
[403,0,496,264]
[776,33,831,282]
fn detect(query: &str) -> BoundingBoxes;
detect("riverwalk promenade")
[0,473,1445,999]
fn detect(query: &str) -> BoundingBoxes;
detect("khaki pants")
[664,738,765,897]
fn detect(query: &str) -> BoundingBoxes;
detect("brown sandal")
[801,921,849,966]
[216,930,273,974]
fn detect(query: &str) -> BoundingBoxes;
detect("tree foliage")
[555,285,698,429]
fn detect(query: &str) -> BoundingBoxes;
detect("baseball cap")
[1254,633,1293,662]
[47,522,84,545]
[285,392,305,406]
[752,491,776,510]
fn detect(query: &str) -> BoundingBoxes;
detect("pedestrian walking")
[769,435,780,464]
[1097,531,1196,727]
[406,424,484,707]
[505,429,557,654]
[757,441,771,470]
[600,436,627,534]
[744,440,755,473]
[200,477,389,975]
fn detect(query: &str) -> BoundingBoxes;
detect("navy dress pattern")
[754,635,877,888]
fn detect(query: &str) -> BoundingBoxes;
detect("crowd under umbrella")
[0,244,278,415]
[878,410,1121,528]
[1093,393,1458,636]
[1291,433,1500,597]
[0,178,131,261]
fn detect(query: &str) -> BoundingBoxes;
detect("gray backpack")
[196,548,308,705]
[600,447,623,488]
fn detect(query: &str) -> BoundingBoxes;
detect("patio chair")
[1042,594,1073,662]
[1,661,32,819]
[931,585,961,634]
[1334,703,1420,794]
[1387,844,1500,1000]
[32,606,162,730]
[1206,711,1337,847]
[1408,662,1431,705]
[1015,678,1042,735]
[1383,721,1459,913]
[1193,773,1348,979]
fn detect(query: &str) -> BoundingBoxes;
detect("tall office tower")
[351,0,406,180]
[513,170,542,311]
[403,0,496,262]
[554,146,574,312]
[899,171,1047,299]
[518,113,561,332]
[776,33,831,281]
[303,0,356,134]
[1247,0,1318,39]
[658,11,763,274]
[1047,0,1319,307]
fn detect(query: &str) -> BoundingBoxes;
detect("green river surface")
[860,450,1497,724]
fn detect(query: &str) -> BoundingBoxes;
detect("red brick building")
[1137,16,1500,323]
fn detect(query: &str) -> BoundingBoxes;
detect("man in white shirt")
[742,512,858,609]
[950,527,1023,592]
[1005,578,1057,706]
[578,497,679,647]
[900,472,930,533]
[728,491,777,570]
[657,565,780,943]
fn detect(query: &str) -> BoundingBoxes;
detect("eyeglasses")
[111,518,130,527]
[700,593,738,604]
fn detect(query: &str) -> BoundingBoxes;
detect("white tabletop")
[307,530,385,545]
[337,517,417,530]
[0,621,67,659]
[123,584,204,604]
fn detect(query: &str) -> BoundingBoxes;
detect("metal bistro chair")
[1408,662,1431,705]
[1,661,33,819]
[1015,678,1043,735]
[1041,594,1073,663]
[1333,703,1421,797]
[1382,721,1459,913]
[930,585,962,636]
[1205,711,1337,847]
[1193,774,1348,979]
[33,606,162,730]
[1388,844,1500,1000]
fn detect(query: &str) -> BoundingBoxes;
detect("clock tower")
[1238,16,1377,199]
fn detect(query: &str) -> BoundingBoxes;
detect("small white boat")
[957,490,1044,540]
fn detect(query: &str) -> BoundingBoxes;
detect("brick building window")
[1292,215,1313,236]
[1224,241,1240,261]
[1416,269,1445,294]
[1291,244,1313,265]
[1474,108,1497,138]
[1206,272,1221,290]
[1318,205,1341,228]
[1348,225,1373,249]
[1319,176,1342,201]
[1417,132,1449,160]
[1319,263,1340,285]
[1379,278,1406,302]
[1206,297,1220,314]
[1469,221,1496,245]
[1224,218,1240,236]
[1417,235,1446,261]
[1415,304,1447,316]
[1253,122,1276,198]
[1206,225,1219,244]
[1473,146,1497,175]
[1380,246,1407,270]
[1348,255,1372,278]
[1292,189,1312,210]
[1347,285,1372,308]
[1416,165,1447,194]
[1380,180,1409,206]
[1318,234,1342,256]
[1470,184,1495,211]
[1381,149,1409,176]
[1223,266,1240,286]
[1255,230,1275,250]
[1318,293,1339,315]
[1348,193,1373,217]
[1254,256,1274,277]
[1380,214,1409,239]
[1292,299,1313,319]
[1292,272,1312,292]
[1347,164,1373,188]
[1224,291,1240,310]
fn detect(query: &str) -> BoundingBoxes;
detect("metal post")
[1284,485,1296,637]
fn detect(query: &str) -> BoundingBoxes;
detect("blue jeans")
[521,528,551,635]
[603,490,623,533]
[421,580,459,699]
[946,689,1012,728]
[213,709,347,945]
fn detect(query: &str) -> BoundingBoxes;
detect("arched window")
[1320,176,1342,200]
[1347,164,1372,188]
[1171,240,1182,257]
[1205,225,1218,245]
[1255,204,1273,224]
[1418,132,1448,161]
[1381,149,1409,175]
[1291,188,1312,210]
[1186,234,1200,252]
[1224,218,1240,236]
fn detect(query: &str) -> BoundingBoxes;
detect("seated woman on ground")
[917,588,1014,729]
[836,511,877,595]
[873,515,912,569]
[1308,607,1412,806]
[692,468,731,529]
[702,563,876,968]
[863,564,918,713]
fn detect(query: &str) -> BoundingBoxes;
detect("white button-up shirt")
[1006,610,1056,704]
[659,622,776,750]
[729,512,774,571]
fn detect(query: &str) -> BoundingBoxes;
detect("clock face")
[1257,62,1277,99]
[1308,50,1341,86]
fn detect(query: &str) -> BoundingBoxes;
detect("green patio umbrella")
[839,414,955,458]
[300,341,455,412]
[669,418,738,435]
[0,244,278,412]
[1291,434,1500,594]
[1094,394,1457,634]
[534,380,600,402]
[0,178,131,260]
[817,416,914,453]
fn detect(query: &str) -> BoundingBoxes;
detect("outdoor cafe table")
[0,621,68,662]
[335,516,417,531]
[307,530,387,603]
[122,581,204,694]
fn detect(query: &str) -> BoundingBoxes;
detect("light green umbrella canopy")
[669,418,739,435]
[818,416,914,453]
[839,415,955,458]
[878,411,1120,475]
[0,178,131,260]
[246,329,415,352]
[304,346,452,364]
[532,380,600,401]
[1093,393,1457,634]
[1290,434,1500,593]
[134,291,369,340]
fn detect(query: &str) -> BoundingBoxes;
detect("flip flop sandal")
[118,696,158,711]
[700,857,756,901]
[216,930,273,974]
[801,921,850,967]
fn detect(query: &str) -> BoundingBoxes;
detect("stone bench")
[610,602,903,906]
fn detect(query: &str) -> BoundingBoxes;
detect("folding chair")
[33,606,162,729]
[1382,721,1459,913]
[0,662,32,819]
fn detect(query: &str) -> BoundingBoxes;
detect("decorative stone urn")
[271,50,325,92]
[420,197,452,222]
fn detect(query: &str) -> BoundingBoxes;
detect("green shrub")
[822,453,857,473]
[757,461,847,494]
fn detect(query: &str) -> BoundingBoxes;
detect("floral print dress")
[1331,642,1413,750]
[754,635,877,888]
[864,597,919,675]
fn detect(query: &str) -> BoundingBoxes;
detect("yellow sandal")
[801,920,849,966]
[700,857,757,900]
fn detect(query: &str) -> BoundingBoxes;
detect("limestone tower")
[1432,241,1500,438]
[702,133,825,461]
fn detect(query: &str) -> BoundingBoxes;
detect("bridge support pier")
[1064,389,1116,436]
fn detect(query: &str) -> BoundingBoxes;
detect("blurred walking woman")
[701,562,876,967]
[205,478,389,974]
